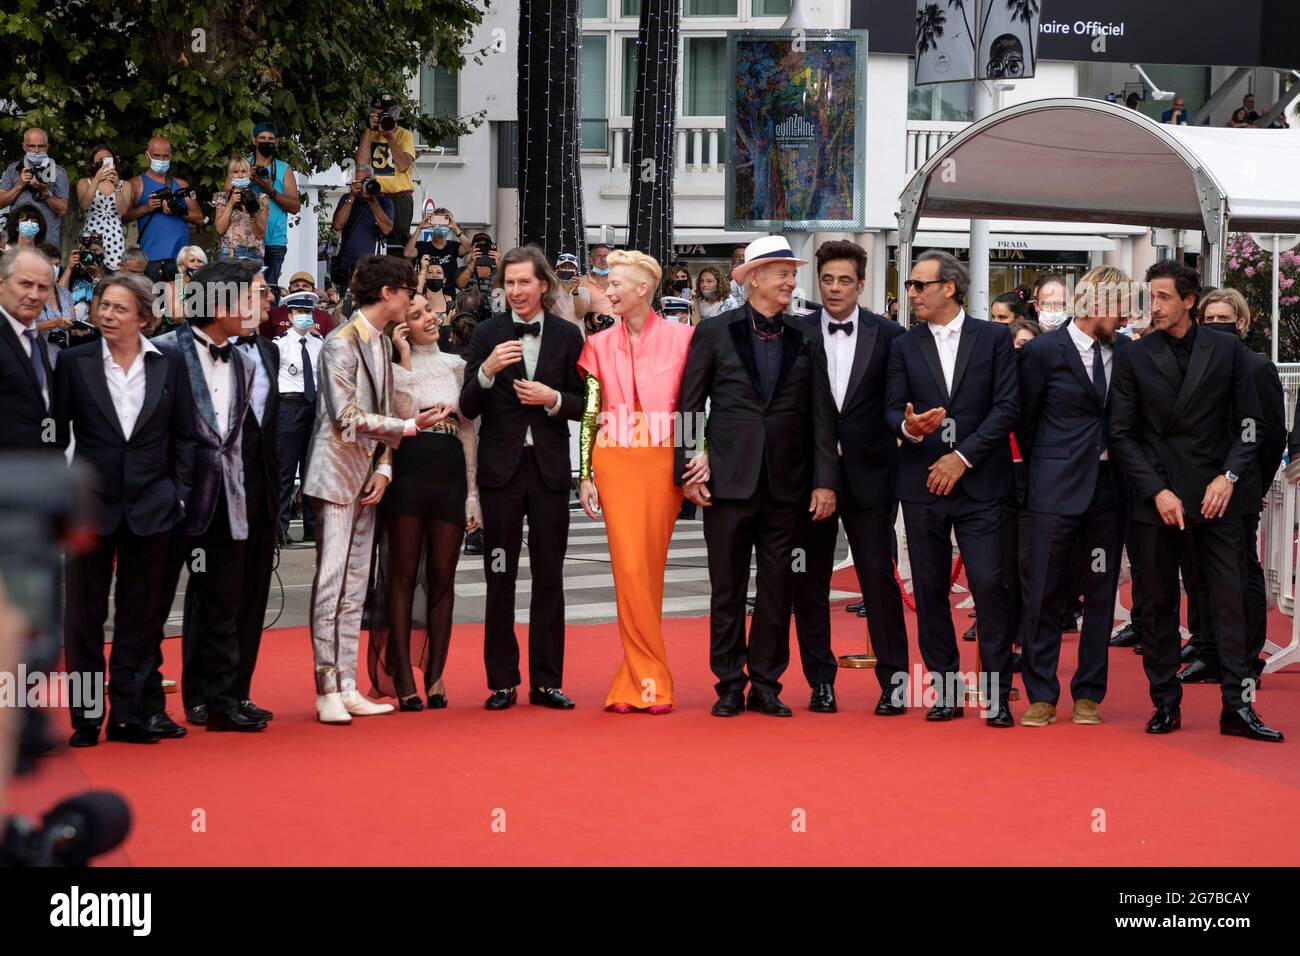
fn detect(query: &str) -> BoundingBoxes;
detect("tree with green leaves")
[0,0,489,222]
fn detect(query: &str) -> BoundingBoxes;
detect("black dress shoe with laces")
[809,684,837,713]
[874,691,906,716]
[1179,641,1199,664]
[529,687,575,709]
[241,700,274,721]
[146,712,188,738]
[69,726,101,748]
[185,704,208,726]
[961,623,977,642]
[1145,704,1181,734]
[747,690,793,717]
[845,601,864,614]
[399,695,425,712]
[485,687,517,710]
[985,701,1014,728]
[711,691,744,717]
[1109,623,1139,647]
[926,702,965,721]
[1220,706,1284,742]
[426,693,448,709]
[1178,659,1222,684]
[106,722,163,744]
[206,708,268,732]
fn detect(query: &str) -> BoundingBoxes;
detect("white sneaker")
[341,689,394,716]
[317,692,352,724]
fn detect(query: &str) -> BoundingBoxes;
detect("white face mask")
[1037,310,1069,331]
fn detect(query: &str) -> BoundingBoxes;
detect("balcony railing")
[905,120,967,175]
[596,118,728,173]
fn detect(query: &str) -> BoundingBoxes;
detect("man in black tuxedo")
[0,248,60,452]
[181,258,280,726]
[1178,288,1286,687]
[1110,259,1280,742]
[54,273,196,746]
[679,236,839,718]
[148,260,268,733]
[459,245,584,710]
[1016,266,1132,728]
[791,240,908,716]
[885,251,1019,726]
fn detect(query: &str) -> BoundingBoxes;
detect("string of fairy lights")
[627,0,681,268]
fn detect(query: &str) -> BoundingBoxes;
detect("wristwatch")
[1224,471,1239,484]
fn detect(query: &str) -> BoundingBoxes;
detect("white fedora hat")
[729,236,808,284]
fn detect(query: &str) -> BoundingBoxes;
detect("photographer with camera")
[75,145,130,271]
[155,245,208,336]
[0,129,71,246]
[123,137,203,282]
[213,157,270,263]
[247,120,300,290]
[404,204,471,277]
[330,164,395,293]
[355,93,416,256]
[456,232,499,315]
[551,252,589,331]
[33,243,83,359]
[59,233,107,325]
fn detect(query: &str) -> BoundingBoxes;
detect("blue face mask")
[291,314,315,332]
[150,158,170,174]
[591,266,610,276]
[231,177,251,189]
[18,221,40,239]
[432,226,451,238]
[25,152,49,166]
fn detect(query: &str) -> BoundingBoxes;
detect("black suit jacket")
[1017,325,1129,516]
[0,310,61,452]
[678,306,838,503]
[459,311,584,491]
[1235,341,1286,517]
[885,314,1019,503]
[802,305,903,509]
[238,335,281,521]
[1110,326,1262,525]
[52,340,196,536]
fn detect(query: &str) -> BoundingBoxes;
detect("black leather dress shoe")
[399,695,425,712]
[856,606,867,618]
[1179,641,1199,664]
[146,712,188,738]
[961,623,977,642]
[106,722,163,744]
[1178,659,1222,684]
[69,726,100,748]
[529,687,575,709]
[1145,705,1181,734]
[809,684,837,713]
[926,703,965,721]
[1060,612,1080,633]
[1109,623,1139,647]
[426,693,448,709]
[711,692,744,717]
[845,601,864,614]
[1220,706,1284,742]
[206,708,268,732]
[485,687,517,710]
[1132,643,1147,656]
[874,691,906,716]
[241,700,274,721]
[985,701,1014,728]
[747,690,793,717]
[1010,651,1023,674]
[185,704,208,726]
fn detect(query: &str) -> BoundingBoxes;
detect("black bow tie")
[513,321,540,338]
[235,334,259,347]
[828,321,854,335]
[207,342,233,363]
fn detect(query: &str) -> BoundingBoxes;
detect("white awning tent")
[896,97,1300,312]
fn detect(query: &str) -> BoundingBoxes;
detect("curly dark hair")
[350,254,416,307]
[1145,259,1203,315]
[5,206,46,246]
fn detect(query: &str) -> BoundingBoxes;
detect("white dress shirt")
[5,305,49,408]
[102,335,159,438]
[477,309,562,446]
[821,308,857,411]
[1067,318,1113,461]
[901,309,971,467]
[191,326,236,437]
[274,327,324,395]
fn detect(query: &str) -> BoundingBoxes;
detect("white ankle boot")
[341,689,394,716]
[317,692,352,724]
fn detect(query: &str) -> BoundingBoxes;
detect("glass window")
[621,36,640,116]
[581,35,608,151]
[754,0,791,14]
[686,0,737,14]
[581,0,607,17]
[684,37,726,116]
[906,60,974,121]
[622,0,640,17]
[417,64,459,154]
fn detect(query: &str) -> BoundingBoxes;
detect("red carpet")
[10,576,1300,866]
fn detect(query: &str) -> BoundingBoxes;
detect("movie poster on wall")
[725,30,867,232]
[914,0,977,86]
[979,0,1042,80]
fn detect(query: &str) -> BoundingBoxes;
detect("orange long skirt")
[594,439,684,709]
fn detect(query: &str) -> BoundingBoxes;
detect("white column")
[968,78,993,319]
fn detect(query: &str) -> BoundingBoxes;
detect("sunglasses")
[903,279,946,292]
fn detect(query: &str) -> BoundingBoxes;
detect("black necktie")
[1091,343,1107,405]
[828,321,854,335]
[514,321,540,338]
[208,342,233,363]
[301,338,316,405]
[23,329,46,394]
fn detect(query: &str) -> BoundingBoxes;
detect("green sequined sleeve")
[579,373,601,480]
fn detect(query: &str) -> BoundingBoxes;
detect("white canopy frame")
[896,97,1300,322]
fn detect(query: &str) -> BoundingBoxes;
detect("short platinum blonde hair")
[178,245,209,267]
[607,249,662,290]
[1074,265,1137,319]
[227,156,251,176]
[1200,287,1250,325]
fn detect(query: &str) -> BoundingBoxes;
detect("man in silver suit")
[304,254,449,724]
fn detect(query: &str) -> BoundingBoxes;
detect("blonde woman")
[156,245,208,335]
[213,157,270,262]
[577,250,694,713]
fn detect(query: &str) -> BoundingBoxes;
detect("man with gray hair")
[0,246,61,451]
[885,249,1020,726]
[0,128,71,245]
[329,164,394,294]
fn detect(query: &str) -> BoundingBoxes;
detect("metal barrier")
[1261,463,1300,672]
[1278,363,1300,431]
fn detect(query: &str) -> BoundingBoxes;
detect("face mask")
[1037,310,1068,331]
[591,266,610,277]
[703,287,719,300]
[150,158,170,174]
[25,152,49,166]
[231,177,251,189]
[672,279,690,293]
[426,279,444,293]
[18,221,40,239]
[256,142,276,159]
[291,314,315,332]
[1202,321,1239,337]
[432,226,450,238]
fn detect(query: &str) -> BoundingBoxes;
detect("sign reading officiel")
[1040,20,1126,38]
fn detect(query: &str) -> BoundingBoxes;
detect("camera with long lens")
[153,185,194,216]
[46,320,97,350]
[371,93,400,133]
[233,188,260,216]
[77,233,102,273]
[361,177,382,197]
[251,165,270,179]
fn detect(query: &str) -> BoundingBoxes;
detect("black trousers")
[1129,516,1253,709]
[902,492,1012,705]
[703,474,804,698]
[1185,512,1267,669]
[277,396,316,538]
[385,192,414,253]
[1000,485,1033,646]
[1021,463,1123,706]
[479,448,569,690]
[63,526,172,728]
[792,490,908,691]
